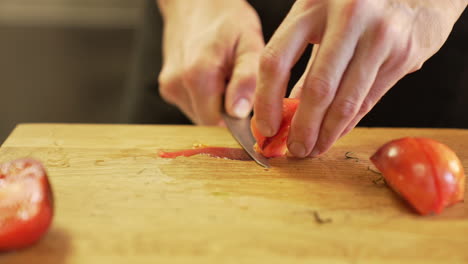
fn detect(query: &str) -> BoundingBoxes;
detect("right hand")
[157,0,265,125]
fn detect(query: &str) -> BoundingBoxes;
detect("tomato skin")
[158,146,251,160]
[251,98,300,158]
[421,140,465,211]
[0,159,54,251]
[371,138,465,215]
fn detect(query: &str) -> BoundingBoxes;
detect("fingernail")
[256,119,273,137]
[233,98,251,118]
[289,141,307,157]
[310,149,320,157]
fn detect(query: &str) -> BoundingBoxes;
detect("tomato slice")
[0,159,54,251]
[158,146,251,161]
[370,138,465,215]
[251,98,299,158]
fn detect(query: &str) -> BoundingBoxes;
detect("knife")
[221,112,271,168]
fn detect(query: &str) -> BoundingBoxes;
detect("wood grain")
[1,124,468,264]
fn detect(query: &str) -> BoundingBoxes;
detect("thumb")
[225,31,264,118]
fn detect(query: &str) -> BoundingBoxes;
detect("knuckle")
[202,82,223,96]
[384,39,414,73]
[158,71,179,103]
[233,72,257,93]
[396,32,415,60]
[158,69,177,88]
[343,0,368,19]
[181,61,205,86]
[259,46,285,75]
[396,43,414,69]
[332,98,360,119]
[182,60,223,95]
[374,18,396,44]
[304,75,334,103]
[410,61,424,73]
[358,99,373,116]
[403,41,425,73]
[159,85,172,101]
[159,86,178,104]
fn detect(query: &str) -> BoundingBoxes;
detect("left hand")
[253,0,467,158]
[157,0,264,125]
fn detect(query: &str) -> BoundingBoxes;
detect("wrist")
[448,0,468,18]
[156,0,250,18]
[156,0,174,18]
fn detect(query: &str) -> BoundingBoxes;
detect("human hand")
[253,0,467,157]
[157,0,264,125]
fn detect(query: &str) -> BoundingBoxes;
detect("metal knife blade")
[221,113,270,168]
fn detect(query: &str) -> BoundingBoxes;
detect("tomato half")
[251,98,300,158]
[0,159,54,251]
[370,137,465,215]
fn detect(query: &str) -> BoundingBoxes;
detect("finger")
[288,3,367,158]
[179,30,228,126]
[159,34,198,123]
[225,31,264,118]
[182,62,225,125]
[159,31,198,122]
[339,12,416,138]
[339,57,414,138]
[175,89,197,123]
[338,88,383,139]
[289,44,320,99]
[254,2,326,137]
[158,70,197,123]
[311,21,395,155]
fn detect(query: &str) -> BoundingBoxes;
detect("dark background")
[251,0,468,129]
[128,0,468,129]
[1,1,467,144]
[0,0,142,143]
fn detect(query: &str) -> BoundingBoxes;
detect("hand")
[253,0,467,157]
[157,0,264,125]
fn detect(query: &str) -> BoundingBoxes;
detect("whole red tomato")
[371,137,465,215]
[251,98,299,158]
[0,159,54,251]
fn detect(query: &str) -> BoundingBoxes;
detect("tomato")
[370,137,465,215]
[159,146,251,160]
[251,98,300,158]
[0,159,54,251]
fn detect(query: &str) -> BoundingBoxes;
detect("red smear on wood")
[158,147,251,161]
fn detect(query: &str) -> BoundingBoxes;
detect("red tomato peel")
[0,159,54,251]
[370,137,465,215]
[251,98,300,158]
[158,146,251,161]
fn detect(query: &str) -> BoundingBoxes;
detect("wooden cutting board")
[1,124,468,264]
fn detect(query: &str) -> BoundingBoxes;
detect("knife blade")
[221,113,270,168]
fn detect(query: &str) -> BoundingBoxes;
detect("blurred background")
[0,0,145,143]
[1,1,467,144]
